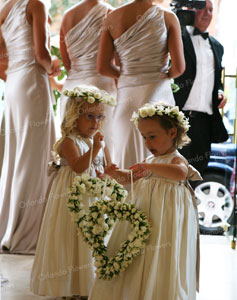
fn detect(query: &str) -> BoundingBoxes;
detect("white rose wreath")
[67,174,151,280]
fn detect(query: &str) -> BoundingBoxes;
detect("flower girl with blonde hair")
[30,86,115,300]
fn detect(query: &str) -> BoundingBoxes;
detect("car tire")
[194,172,234,235]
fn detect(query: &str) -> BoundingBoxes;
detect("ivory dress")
[89,151,200,300]
[30,136,104,297]
[0,0,55,254]
[60,1,116,153]
[113,5,175,169]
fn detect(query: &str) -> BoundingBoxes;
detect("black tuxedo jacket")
[173,28,228,143]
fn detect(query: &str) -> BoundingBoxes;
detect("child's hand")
[130,163,151,178]
[96,170,106,179]
[93,131,104,149]
[104,164,119,176]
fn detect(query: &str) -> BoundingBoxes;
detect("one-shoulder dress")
[60,2,116,153]
[0,0,55,254]
[112,5,175,169]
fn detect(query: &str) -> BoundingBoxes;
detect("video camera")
[170,0,206,26]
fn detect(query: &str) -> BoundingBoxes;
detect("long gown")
[30,136,104,297]
[60,1,116,153]
[89,151,201,300]
[113,5,175,169]
[0,0,55,254]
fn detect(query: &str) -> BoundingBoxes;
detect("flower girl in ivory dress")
[30,86,115,300]
[89,102,202,300]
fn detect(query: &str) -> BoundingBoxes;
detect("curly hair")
[150,114,191,149]
[53,98,85,160]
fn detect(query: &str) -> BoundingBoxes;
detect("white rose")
[78,183,86,193]
[81,173,90,181]
[113,262,120,270]
[177,112,185,122]
[117,212,122,219]
[134,239,143,248]
[141,226,147,233]
[171,106,179,115]
[94,261,102,267]
[87,96,95,103]
[131,247,140,255]
[97,217,104,224]
[78,209,86,219]
[134,213,140,220]
[91,212,98,219]
[94,92,101,99]
[105,187,113,196]
[139,108,148,118]
[92,225,103,235]
[146,106,156,117]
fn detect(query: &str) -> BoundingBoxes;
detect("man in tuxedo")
[174,0,228,175]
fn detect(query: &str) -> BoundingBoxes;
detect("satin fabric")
[89,151,200,300]
[30,136,104,297]
[0,0,55,254]
[112,5,175,169]
[59,2,116,154]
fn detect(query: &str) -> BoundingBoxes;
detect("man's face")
[194,0,214,32]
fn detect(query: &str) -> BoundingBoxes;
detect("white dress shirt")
[183,26,215,115]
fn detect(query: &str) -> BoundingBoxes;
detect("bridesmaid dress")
[60,1,116,153]
[113,5,175,169]
[0,0,55,254]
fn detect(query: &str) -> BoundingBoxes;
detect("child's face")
[76,102,105,138]
[138,118,177,156]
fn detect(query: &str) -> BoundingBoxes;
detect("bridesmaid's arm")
[0,29,7,81]
[97,17,120,79]
[27,0,60,76]
[60,14,71,72]
[164,11,185,79]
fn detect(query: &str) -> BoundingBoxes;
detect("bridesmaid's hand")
[48,58,61,77]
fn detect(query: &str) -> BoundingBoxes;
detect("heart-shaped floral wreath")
[67,173,151,280]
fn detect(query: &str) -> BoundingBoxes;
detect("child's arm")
[60,132,103,174]
[104,165,142,185]
[130,156,188,181]
[104,145,112,166]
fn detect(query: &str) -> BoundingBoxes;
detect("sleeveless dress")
[60,2,116,153]
[89,151,201,300]
[113,5,175,169]
[30,136,104,297]
[0,0,55,254]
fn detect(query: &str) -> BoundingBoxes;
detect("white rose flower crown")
[68,174,151,280]
[130,102,190,132]
[63,86,117,106]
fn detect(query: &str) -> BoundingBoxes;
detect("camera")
[170,0,206,26]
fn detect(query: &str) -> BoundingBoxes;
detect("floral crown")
[63,86,116,107]
[130,102,190,132]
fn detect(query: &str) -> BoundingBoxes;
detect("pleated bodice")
[65,2,111,79]
[115,5,169,88]
[1,0,37,74]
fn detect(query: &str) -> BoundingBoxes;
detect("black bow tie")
[193,28,209,40]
